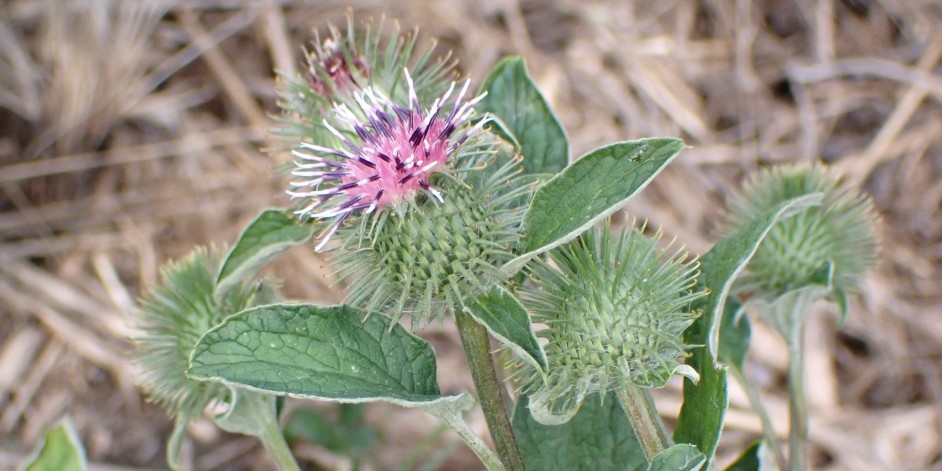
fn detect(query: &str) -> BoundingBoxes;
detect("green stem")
[214,389,301,471]
[455,310,526,471]
[431,402,507,471]
[615,384,671,463]
[258,413,301,471]
[730,367,788,471]
[787,322,808,471]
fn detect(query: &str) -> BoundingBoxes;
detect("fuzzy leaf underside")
[513,394,647,471]
[718,297,750,371]
[647,444,706,471]
[187,304,443,405]
[215,210,315,298]
[478,56,569,175]
[20,419,86,471]
[504,138,685,275]
[674,193,823,464]
[463,285,546,370]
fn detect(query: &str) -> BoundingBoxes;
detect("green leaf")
[478,56,569,175]
[513,394,647,471]
[718,297,750,371]
[284,405,378,453]
[20,419,86,471]
[725,442,761,471]
[647,444,706,471]
[215,210,315,298]
[504,138,685,275]
[187,305,497,467]
[674,193,823,465]
[463,285,546,370]
[188,303,443,404]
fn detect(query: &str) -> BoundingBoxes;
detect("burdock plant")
[723,164,879,471]
[128,16,880,471]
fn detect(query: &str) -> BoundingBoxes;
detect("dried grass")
[1,0,940,469]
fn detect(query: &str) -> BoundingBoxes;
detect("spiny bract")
[521,223,704,423]
[725,164,879,303]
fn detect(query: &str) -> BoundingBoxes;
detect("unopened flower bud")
[522,224,704,422]
[134,248,272,420]
[724,164,879,334]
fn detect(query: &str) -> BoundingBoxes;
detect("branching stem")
[455,310,526,471]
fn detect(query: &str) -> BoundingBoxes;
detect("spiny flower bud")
[305,35,368,97]
[522,224,704,422]
[134,248,274,421]
[336,149,530,325]
[287,69,487,250]
[724,164,879,329]
[275,17,454,139]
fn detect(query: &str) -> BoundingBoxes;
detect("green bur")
[523,224,705,423]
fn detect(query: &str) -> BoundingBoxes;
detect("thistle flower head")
[522,224,704,422]
[335,145,531,325]
[288,69,486,250]
[725,164,879,307]
[134,248,273,421]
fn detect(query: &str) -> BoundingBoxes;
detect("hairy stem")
[731,367,788,471]
[615,384,671,462]
[787,321,808,471]
[258,413,301,471]
[455,310,526,471]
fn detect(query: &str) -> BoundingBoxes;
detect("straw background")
[1,0,940,469]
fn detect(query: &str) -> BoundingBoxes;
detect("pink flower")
[288,69,486,250]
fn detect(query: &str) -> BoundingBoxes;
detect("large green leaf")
[187,303,442,404]
[20,419,86,471]
[513,394,647,471]
[647,444,705,471]
[215,210,315,298]
[674,193,823,464]
[478,56,569,175]
[503,138,685,275]
[186,304,503,468]
[463,285,546,371]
